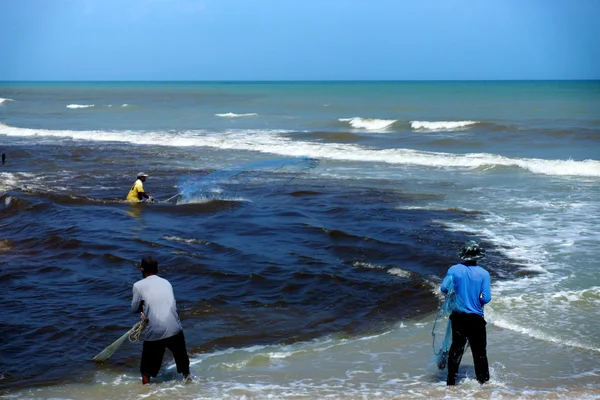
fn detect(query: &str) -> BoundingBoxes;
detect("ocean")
[1,81,599,399]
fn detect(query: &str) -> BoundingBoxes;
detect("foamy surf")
[489,309,600,354]
[339,117,397,130]
[0,97,14,105]
[216,112,258,118]
[0,172,20,192]
[7,321,599,400]
[66,104,95,109]
[1,124,599,178]
[411,120,479,131]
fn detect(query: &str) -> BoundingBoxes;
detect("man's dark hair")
[141,256,158,274]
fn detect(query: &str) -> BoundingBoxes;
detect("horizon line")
[1,78,599,83]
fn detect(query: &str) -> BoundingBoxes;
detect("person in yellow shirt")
[127,172,155,202]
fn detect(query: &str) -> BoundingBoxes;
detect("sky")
[0,0,599,81]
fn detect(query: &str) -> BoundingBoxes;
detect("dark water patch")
[0,171,529,390]
[325,228,368,241]
[157,199,244,214]
[274,209,313,219]
[38,265,73,275]
[0,272,22,282]
[301,130,367,142]
[543,127,600,140]
[158,239,244,266]
[430,137,487,148]
[46,193,124,206]
[189,267,438,350]
[0,194,27,219]
[18,198,54,213]
[289,190,321,197]
[478,121,521,132]
[289,253,329,267]
[15,233,82,254]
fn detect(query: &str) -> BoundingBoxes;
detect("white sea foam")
[551,286,600,305]
[0,98,14,105]
[0,173,20,191]
[66,104,95,109]
[1,124,599,178]
[388,268,412,278]
[339,117,397,130]
[490,285,600,335]
[163,235,211,245]
[216,112,258,118]
[177,195,249,205]
[6,320,599,399]
[411,120,478,131]
[438,179,600,353]
[489,310,600,353]
[353,261,386,269]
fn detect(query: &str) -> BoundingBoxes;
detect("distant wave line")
[411,120,479,131]
[66,104,94,109]
[216,112,258,118]
[66,104,130,109]
[338,118,480,132]
[339,117,397,130]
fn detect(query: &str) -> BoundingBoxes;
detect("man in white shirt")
[132,256,190,384]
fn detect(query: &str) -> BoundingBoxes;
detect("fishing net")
[92,321,144,362]
[176,156,319,204]
[431,275,465,370]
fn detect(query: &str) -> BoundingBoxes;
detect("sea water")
[1,81,599,399]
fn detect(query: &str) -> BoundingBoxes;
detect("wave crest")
[216,112,258,118]
[66,104,95,109]
[411,120,478,131]
[1,124,598,178]
[339,117,397,130]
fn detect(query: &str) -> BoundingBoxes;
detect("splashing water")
[176,157,319,204]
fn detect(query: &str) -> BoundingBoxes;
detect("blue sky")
[1,0,599,80]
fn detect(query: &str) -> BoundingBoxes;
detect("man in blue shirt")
[441,241,491,386]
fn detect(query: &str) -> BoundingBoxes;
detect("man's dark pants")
[141,330,190,378]
[447,311,490,385]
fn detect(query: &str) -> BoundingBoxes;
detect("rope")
[129,315,147,342]
[162,192,182,203]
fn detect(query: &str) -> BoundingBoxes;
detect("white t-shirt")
[131,275,183,341]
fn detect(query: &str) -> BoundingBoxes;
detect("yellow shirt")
[126,179,145,202]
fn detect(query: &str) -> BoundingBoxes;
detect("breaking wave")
[66,104,95,109]
[339,117,397,130]
[216,112,258,118]
[411,121,479,131]
[1,124,599,178]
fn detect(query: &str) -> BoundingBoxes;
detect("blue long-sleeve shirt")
[441,263,491,317]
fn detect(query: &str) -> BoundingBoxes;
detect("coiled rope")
[129,314,147,342]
